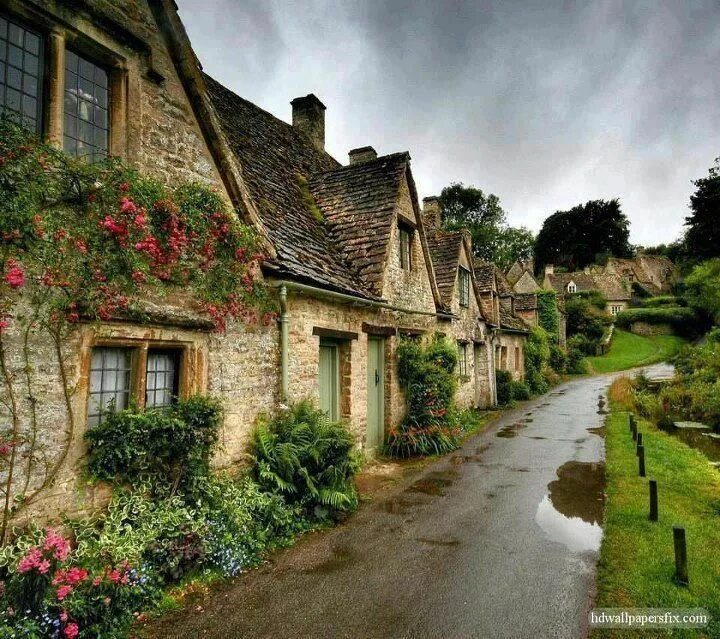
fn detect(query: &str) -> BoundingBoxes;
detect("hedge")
[614,306,700,337]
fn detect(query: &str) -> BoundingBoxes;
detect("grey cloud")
[178,0,720,245]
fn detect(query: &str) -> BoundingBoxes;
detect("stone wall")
[629,321,673,336]
[495,332,526,382]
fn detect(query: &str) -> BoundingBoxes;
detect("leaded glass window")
[88,348,132,426]
[145,350,179,409]
[64,50,109,162]
[0,14,43,132]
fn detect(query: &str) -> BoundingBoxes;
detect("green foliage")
[495,370,513,406]
[586,330,686,375]
[438,182,534,269]
[641,295,683,308]
[549,342,568,374]
[565,293,612,353]
[685,157,720,261]
[251,401,360,518]
[385,336,460,458]
[524,327,552,395]
[684,258,720,325]
[613,306,701,337]
[536,290,559,339]
[509,380,532,401]
[566,341,588,374]
[85,396,222,497]
[534,199,632,272]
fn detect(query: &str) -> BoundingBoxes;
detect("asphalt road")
[145,367,669,639]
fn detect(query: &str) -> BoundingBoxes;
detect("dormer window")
[459,267,470,307]
[567,282,577,294]
[399,225,412,271]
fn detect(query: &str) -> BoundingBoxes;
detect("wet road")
[146,368,667,639]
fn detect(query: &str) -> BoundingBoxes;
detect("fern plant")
[250,402,360,519]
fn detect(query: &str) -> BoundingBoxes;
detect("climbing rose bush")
[0,116,273,334]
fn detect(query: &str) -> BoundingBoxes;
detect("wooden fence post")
[649,479,658,521]
[673,526,689,586]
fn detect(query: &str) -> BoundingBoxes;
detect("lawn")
[594,378,720,638]
[586,329,686,374]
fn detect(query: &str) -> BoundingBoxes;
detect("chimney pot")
[348,146,377,165]
[545,264,554,275]
[291,94,326,151]
[423,196,442,228]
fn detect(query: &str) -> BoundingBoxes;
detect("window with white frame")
[611,305,622,315]
[567,282,577,293]
[459,267,470,307]
[88,347,132,426]
[145,349,180,409]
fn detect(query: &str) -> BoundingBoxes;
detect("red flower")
[119,182,130,192]
[56,584,72,601]
[64,622,79,639]
[0,319,9,334]
[131,270,146,284]
[120,197,138,215]
[74,239,88,254]
[4,259,25,289]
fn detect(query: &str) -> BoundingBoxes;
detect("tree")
[534,199,632,272]
[684,258,720,325]
[438,183,534,268]
[685,158,720,261]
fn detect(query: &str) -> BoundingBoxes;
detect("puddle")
[667,427,720,462]
[529,436,547,440]
[587,426,605,438]
[379,494,425,515]
[415,537,461,547]
[535,460,605,553]
[496,422,527,438]
[304,546,357,574]
[407,470,457,496]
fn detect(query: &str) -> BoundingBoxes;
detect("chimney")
[423,196,442,228]
[348,146,377,165]
[544,264,554,276]
[290,94,326,151]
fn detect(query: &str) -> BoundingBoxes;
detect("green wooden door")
[366,337,385,450]
[319,341,339,421]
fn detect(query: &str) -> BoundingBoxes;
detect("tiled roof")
[514,293,538,311]
[473,261,496,292]
[308,153,409,297]
[546,272,630,300]
[500,306,530,332]
[425,230,463,309]
[495,267,513,295]
[204,74,379,299]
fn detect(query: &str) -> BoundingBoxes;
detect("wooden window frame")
[399,224,413,271]
[459,267,470,307]
[457,341,468,377]
[87,339,190,423]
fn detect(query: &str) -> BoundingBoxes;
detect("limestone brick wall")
[495,332,526,382]
[516,309,538,328]
[382,177,437,312]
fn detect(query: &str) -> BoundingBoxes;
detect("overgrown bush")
[614,306,701,337]
[85,396,222,498]
[566,339,588,374]
[495,370,513,406]
[509,380,532,401]
[524,327,552,395]
[549,342,568,374]
[385,336,460,457]
[642,295,684,308]
[251,401,360,518]
[537,290,560,339]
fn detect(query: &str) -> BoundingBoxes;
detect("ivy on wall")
[0,118,272,540]
[537,290,560,341]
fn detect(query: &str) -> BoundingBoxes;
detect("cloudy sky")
[177,0,719,246]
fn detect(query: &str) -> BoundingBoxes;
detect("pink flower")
[56,584,72,601]
[64,622,79,639]
[119,182,130,192]
[17,547,43,573]
[0,319,8,334]
[4,260,25,289]
[120,197,138,215]
[44,528,71,561]
[74,239,88,254]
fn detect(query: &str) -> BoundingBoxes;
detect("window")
[88,344,185,425]
[567,282,577,294]
[457,342,468,377]
[0,14,43,132]
[145,349,180,409]
[501,346,508,370]
[515,347,521,371]
[88,347,132,426]
[611,305,622,315]
[64,50,109,162]
[459,267,470,307]
[399,226,412,271]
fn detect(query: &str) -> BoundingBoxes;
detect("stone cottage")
[0,0,528,521]
[543,266,631,316]
[604,254,678,296]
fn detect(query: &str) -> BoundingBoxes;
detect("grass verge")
[594,378,720,638]
[587,329,686,374]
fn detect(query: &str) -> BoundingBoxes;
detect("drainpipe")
[278,284,289,401]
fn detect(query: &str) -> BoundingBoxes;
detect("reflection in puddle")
[535,461,605,553]
[496,422,527,438]
[407,470,457,495]
[667,427,720,463]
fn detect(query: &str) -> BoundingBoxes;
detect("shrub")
[524,327,552,395]
[537,290,560,339]
[385,336,460,458]
[251,401,360,518]
[549,342,568,374]
[85,396,222,498]
[642,295,684,308]
[568,333,596,356]
[509,380,532,401]
[614,306,701,337]
[495,370,513,406]
[566,345,588,374]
